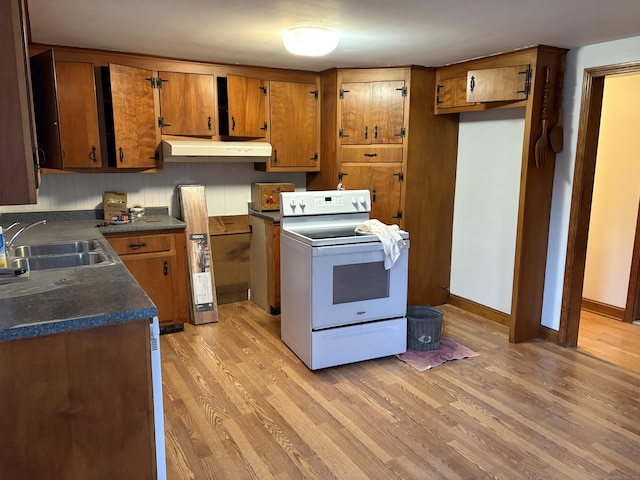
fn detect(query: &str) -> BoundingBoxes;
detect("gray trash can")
[407,306,443,350]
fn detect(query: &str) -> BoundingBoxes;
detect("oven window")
[333,262,390,304]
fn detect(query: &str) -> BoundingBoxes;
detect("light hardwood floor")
[578,309,640,374]
[160,302,640,479]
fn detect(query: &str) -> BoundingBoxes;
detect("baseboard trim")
[539,325,559,343]
[582,298,624,320]
[448,294,511,326]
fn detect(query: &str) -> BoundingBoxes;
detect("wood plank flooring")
[160,302,640,479]
[578,309,640,374]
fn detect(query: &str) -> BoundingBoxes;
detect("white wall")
[450,108,524,313]
[582,73,640,308]
[0,162,305,217]
[543,35,640,329]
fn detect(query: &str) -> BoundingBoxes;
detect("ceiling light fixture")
[282,27,340,57]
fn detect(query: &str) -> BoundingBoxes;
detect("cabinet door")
[338,164,370,191]
[226,74,266,138]
[467,65,530,103]
[109,63,158,168]
[371,81,405,144]
[370,165,403,225]
[0,0,38,205]
[436,76,475,109]
[122,255,178,325]
[159,71,215,136]
[269,81,319,170]
[56,61,102,168]
[339,82,370,145]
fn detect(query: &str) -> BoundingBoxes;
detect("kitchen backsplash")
[0,162,304,217]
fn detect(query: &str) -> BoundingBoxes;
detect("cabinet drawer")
[340,146,403,163]
[108,234,173,255]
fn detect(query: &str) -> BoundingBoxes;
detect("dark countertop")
[248,208,281,223]
[0,212,185,342]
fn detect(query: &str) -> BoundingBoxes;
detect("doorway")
[559,62,640,347]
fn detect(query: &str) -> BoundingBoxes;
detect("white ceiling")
[27,0,640,72]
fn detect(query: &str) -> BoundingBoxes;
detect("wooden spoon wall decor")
[534,66,551,168]
[549,57,565,153]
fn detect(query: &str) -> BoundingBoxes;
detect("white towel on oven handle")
[355,219,407,269]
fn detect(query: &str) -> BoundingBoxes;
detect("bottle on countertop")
[0,227,6,268]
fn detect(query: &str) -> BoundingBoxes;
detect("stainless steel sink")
[11,240,98,257]
[8,239,115,272]
[10,252,107,271]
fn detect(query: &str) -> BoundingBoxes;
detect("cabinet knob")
[129,242,147,249]
[163,260,168,276]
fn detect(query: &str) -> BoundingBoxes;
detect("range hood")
[162,140,272,162]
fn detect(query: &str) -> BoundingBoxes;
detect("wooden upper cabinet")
[436,76,475,109]
[340,81,405,145]
[340,82,370,145]
[218,74,267,138]
[0,0,39,205]
[371,81,406,144]
[268,80,319,171]
[158,71,215,136]
[466,64,531,103]
[108,63,159,168]
[30,50,102,169]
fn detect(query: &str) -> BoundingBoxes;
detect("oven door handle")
[313,240,409,256]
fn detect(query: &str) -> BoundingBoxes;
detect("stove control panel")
[280,190,371,216]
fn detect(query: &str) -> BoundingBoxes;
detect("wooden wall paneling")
[510,47,566,343]
[307,69,338,190]
[404,67,459,306]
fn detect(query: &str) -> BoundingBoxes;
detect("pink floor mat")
[396,337,479,371]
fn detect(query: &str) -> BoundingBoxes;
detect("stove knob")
[289,199,296,210]
[351,197,358,206]
[299,199,305,207]
[359,197,366,207]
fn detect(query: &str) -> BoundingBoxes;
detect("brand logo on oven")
[357,311,366,315]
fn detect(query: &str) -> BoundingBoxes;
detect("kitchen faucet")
[6,219,47,251]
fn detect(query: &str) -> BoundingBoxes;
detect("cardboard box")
[103,191,127,220]
[251,183,294,212]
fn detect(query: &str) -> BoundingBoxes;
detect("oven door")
[310,240,409,330]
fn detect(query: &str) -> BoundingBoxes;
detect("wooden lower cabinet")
[249,215,281,314]
[106,228,189,328]
[0,320,156,479]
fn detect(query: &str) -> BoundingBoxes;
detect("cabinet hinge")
[518,66,532,96]
[338,171,348,181]
[436,84,443,105]
[158,117,171,128]
[310,90,319,100]
[339,89,350,99]
[145,76,167,89]
[338,129,349,139]
[260,85,267,96]
[260,121,268,131]
[393,171,404,182]
[392,210,403,220]
[310,152,318,161]
[395,127,406,138]
[396,86,408,97]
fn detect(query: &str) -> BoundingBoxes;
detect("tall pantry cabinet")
[308,67,459,306]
